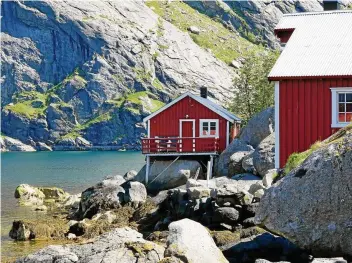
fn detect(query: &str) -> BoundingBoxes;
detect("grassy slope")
[146,1,264,65]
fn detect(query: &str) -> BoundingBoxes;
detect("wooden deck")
[141,137,219,155]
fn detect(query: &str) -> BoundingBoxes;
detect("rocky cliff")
[0,0,336,150]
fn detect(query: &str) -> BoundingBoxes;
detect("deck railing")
[141,137,219,154]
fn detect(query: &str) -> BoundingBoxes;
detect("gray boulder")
[240,107,275,148]
[229,151,252,176]
[213,207,240,225]
[242,151,257,174]
[188,26,201,34]
[165,218,228,263]
[123,181,147,206]
[216,139,254,177]
[135,160,203,192]
[77,176,126,219]
[253,133,275,177]
[124,170,138,181]
[255,129,352,258]
[14,184,45,206]
[15,227,165,263]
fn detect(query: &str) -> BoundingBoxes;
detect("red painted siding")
[149,96,228,152]
[279,78,352,167]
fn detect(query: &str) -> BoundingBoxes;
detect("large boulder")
[216,139,254,177]
[221,232,306,263]
[252,133,275,177]
[228,151,252,176]
[123,181,147,206]
[255,128,352,258]
[135,160,203,192]
[76,175,126,219]
[239,107,274,148]
[165,218,229,263]
[14,184,45,206]
[15,227,165,263]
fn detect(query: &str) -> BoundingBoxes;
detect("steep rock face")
[185,0,324,48]
[1,0,235,148]
[255,127,352,258]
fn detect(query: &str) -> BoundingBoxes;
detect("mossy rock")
[38,187,69,200]
[211,230,241,247]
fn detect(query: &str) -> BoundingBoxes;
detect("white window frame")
[331,87,352,128]
[199,119,219,138]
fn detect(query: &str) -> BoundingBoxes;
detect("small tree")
[231,49,279,123]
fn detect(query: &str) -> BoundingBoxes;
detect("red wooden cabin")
[141,89,241,182]
[270,9,352,168]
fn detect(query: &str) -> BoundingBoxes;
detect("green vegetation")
[145,1,264,64]
[284,124,352,174]
[230,49,280,123]
[152,78,164,90]
[5,90,48,119]
[133,67,152,83]
[6,68,86,120]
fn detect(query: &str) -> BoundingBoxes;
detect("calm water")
[1,151,145,258]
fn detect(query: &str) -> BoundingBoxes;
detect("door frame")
[179,119,195,152]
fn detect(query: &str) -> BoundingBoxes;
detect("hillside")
[0,0,331,150]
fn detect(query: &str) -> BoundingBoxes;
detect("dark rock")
[221,233,308,263]
[213,207,240,225]
[68,222,87,237]
[9,220,36,241]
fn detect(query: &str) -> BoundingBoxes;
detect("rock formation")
[255,125,352,259]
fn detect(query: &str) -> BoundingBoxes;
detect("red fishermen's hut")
[142,88,241,182]
[269,9,352,168]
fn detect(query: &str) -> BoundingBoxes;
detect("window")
[331,88,352,128]
[200,119,219,137]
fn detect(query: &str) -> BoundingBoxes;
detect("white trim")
[330,87,352,128]
[179,119,195,152]
[199,119,219,138]
[147,120,150,138]
[226,121,229,147]
[274,81,280,169]
[143,92,239,123]
[179,119,195,137]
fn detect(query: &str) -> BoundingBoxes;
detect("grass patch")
[152,78,164,90]
[5,101,46,119]
[284,124,352,174]
[133,67,152,83]
[145,1,263,64]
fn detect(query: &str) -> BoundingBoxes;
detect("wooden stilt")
[209,155,214,180]
[206,160,211,187]
[146,155,150,184]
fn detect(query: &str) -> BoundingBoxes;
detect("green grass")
[133,67,152,83]
[152,78,164,90]
[6,91,48,119]
[145,1,263,65]
[284,124,352,175]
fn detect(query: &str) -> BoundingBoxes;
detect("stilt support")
[146,155,150,184]
[207,155,214,187]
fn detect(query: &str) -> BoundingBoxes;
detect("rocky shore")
[6,110,351,263]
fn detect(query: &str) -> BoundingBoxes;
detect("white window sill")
[331,123,350,128]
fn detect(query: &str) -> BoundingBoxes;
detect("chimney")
[323,0,338,11]
[200,87,208,99]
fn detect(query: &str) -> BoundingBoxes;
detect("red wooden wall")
[279,78,352,167]
[149,96,229,151]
